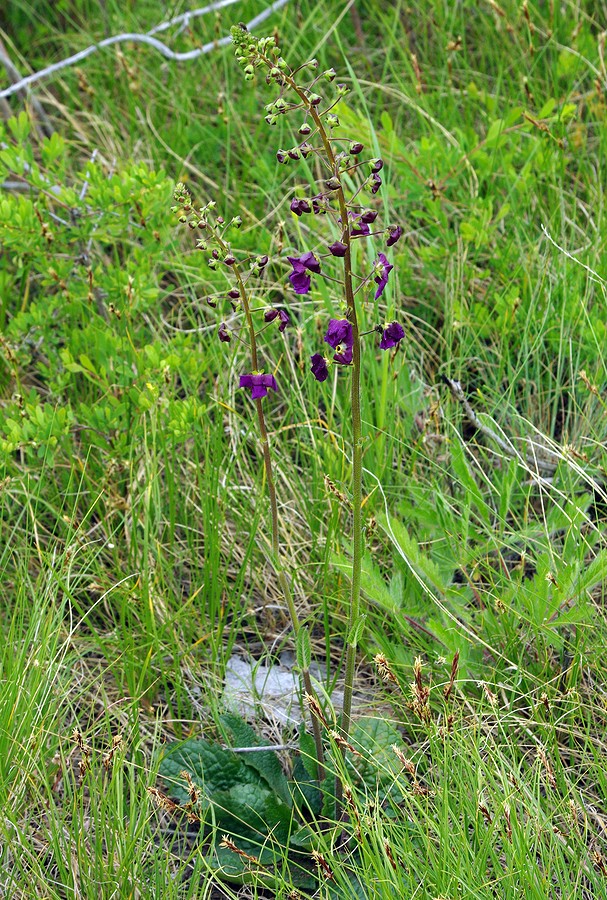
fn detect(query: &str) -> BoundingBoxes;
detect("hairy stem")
[228,249,326,780]
[280,75,364,810]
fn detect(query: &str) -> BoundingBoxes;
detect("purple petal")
[324,318,353,350]
[299,251,321,273]
[379,322,405,350]
[386,225,403,247]
[311,353,329,382]
[373,252,394,300]
[328,240,348,257]
[289,270,311,294]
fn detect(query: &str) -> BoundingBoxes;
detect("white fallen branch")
[0,0,291,100]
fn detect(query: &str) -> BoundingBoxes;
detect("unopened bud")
[298,122,312,136]
[350,142,364,154]
[325,114,339,127]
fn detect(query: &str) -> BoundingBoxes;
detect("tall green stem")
[226,251,325,781]
[280,78,364,809]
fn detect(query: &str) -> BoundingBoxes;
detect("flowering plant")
[172,25,404,811]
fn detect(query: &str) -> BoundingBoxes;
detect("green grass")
[1,0,607,896]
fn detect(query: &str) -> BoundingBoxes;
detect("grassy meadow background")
[1,0,607,896]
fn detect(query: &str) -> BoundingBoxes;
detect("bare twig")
[442,376,559,476]
[541,223,607,292]
[0,38,54,136]
[0,0,291,100]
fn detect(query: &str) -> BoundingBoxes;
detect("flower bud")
[369,158,384,173]
[325,176,341,190]
[196,239,207,250]
[288,147,302,160]
[361,209,378,224]
[349,142,364,155]
[307,58,319,69]
[265,114,278,126]
[274,98,288,111]
[206,296,217,307]
[290,198,311,216]
[298,122,312,136]
[208,258,218,269]
[369,173,382,194]
[299,142,313,158]
[386,225,403,246]
[308,93,322,106]
[223,254,236,266]
[328,240,348,257]
[336,83,349,96]
[323,67,337,81]
[178,214,187,224]
[326,114,339,127]
[276,149,289,164]
[218,323,231,342]
[227,288,240,300]
[229,216,243,229]
[212,249,219,259]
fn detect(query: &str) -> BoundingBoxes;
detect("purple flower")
[328,240,348,257]
[287,251,321,295]
[290,198,311,216]
[240,373,278,399]
[324,318,353,365]
[218,323,231,342]
[370,158,384,174]
[264,308,290,332]
[361,209,378,224]
[373,252,394,300]
[311,353,329,382]
[369,173,382,194]
[379,321,405,349]
[386,225,403,247]
[351,220,370,236]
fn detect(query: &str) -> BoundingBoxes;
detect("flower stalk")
[171,186,325,780]
[176,25,406,818]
